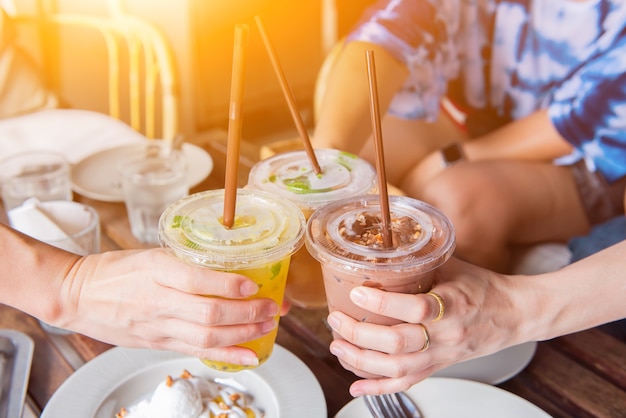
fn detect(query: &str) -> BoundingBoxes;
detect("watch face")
[442,143,464,166]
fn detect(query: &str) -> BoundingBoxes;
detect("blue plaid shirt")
[347,0,626,182]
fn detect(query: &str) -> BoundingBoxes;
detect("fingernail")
[350,288,366,306]
[329,343,345,357]
[326,313,341,331]
[350,387,364,397]
[266,302,280,317]
[241,354,259,367]
[240,281,259,297]
[260,318,277,334]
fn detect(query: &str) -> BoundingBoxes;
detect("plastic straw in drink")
[365,50,393,248]
[254,15,321,175]
[223,24,249,228]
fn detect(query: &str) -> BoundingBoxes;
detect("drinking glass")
[0,150,72,212]
[119,142,188,244]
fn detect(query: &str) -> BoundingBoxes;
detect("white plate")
[431,341,537,384]
[335,377,551,418]
[71,142,213,202]
[41,345,326,418]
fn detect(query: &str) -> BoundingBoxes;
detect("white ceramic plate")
[335,377,551,418]
[71,142,213,202]
[431,341,537,384]
[41,345,326,418]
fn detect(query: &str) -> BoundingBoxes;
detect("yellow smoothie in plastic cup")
[247,149,377,309]
[158,189,305,371]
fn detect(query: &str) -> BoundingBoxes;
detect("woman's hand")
[53,248,281,367]
[326,257,526,396]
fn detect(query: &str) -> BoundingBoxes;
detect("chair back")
[5,0,179,140]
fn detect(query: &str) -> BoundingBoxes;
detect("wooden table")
[1,135,625,417]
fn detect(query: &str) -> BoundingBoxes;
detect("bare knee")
[417,169,512,271]
[418,171,478,245]
[418,168,472,221]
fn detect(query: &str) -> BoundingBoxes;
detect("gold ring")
[427,291,445,322]
[418,323,430,352]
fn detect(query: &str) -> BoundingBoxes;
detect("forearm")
[0,223,79,319]
[517,240,626,342]
[464,110,574,161]
[313,41,408,153]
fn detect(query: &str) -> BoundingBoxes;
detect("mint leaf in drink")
[283,175,332,194]
[336,151,358,171]
[270,261,283,279]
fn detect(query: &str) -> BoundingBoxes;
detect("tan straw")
[223,24,249,228]
[254,15,321,175]
[365,50,393,248]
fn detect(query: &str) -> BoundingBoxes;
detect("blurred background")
[3,0,374,145]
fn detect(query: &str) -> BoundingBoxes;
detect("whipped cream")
[116,370,264,418]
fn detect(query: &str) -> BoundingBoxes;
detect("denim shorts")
[569,160,626,225]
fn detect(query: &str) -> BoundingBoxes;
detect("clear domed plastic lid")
[247,149,377,211]
[306,195,456,272]
[159,189,306,269]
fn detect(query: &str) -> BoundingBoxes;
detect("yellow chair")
[5,0,179,140]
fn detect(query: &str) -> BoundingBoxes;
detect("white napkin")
[0,108,146,164]
[7,198,85,254]
[511,243,572,275]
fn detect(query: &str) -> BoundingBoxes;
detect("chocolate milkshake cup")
[158,189,305,371]
[305,194,455,326]
[247,149,377,308]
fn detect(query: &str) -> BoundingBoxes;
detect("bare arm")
[326,239,626,395]
[313,41,409,153]
[403,109,575,193]
[464,109,574,162]
[522,239,626,340]
[0,223,280,366]
[0,222,79,316]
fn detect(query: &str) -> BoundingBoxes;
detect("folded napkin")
[0,108,146,164]
[510,242,572,275]
[7,198,85,254]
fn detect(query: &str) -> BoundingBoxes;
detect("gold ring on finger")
[418,323,430,352]
[427,291,445,322]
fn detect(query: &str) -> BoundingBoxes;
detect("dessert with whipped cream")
[115,369,264,418]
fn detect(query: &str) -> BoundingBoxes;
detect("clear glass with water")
[120,144,188,244]
[0,150,72,212]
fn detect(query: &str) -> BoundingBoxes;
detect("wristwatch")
[440,142,466,167]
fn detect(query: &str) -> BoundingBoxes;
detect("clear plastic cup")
[247,149,377,308]
[305,194,455,326]
[158,189,305,371]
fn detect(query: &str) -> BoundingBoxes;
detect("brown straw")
[365,50,393,248]
[223,24,249,228]
[254,15,321,174]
